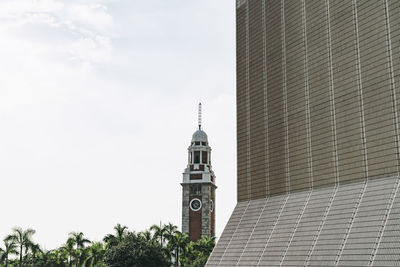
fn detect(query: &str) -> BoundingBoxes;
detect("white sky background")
[0,0,236,250]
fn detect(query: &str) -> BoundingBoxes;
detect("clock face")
[210,200,214,212]
[190,198,202,211]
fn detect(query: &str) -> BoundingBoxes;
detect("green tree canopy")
[5,227,36,267]
[0,239,18,267]
[104,233,169,267]
[1,223,215,267]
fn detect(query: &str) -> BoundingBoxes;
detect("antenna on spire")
[198,102,202,130]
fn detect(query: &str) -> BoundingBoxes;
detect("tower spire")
[182,103,216,241]
[198,102,202,130]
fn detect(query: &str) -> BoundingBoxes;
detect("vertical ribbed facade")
[207,0,400,266]
[236,0,400,201]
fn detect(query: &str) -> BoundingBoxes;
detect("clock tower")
[182,103,216,242]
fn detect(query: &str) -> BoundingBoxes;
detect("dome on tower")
[192,129,208,143]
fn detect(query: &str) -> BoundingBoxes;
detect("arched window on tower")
[194,151,200,163]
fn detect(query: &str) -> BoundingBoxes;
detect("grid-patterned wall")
[207,176,400,266]
[237,0,400,202]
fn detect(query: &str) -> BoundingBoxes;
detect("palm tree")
[172,232,190,267]
[102,233,116,249]
[0,240,18,267]
[139,230,153,242]
[5,227,36,267]
[169,231,190,266]
[114,224,128,243]
[103,224,128,248]
[61,238,76,267]
[163,223,178,265]
[29,243,42,267]
[78,246,90,267]
[150,223,166,247]
[163,223,177,243]
[50,248,68,266]
[174,232,191,266]
[84,242,105,267]
[36,249,53,266]
[69,232,90,250]
[68,232,90,267]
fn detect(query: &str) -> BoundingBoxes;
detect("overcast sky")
[0,0,236,249]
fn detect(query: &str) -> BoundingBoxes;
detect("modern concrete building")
[207,0,400,266]
[182,104,217,241]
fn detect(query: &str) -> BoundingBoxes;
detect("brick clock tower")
[182,103,216,242]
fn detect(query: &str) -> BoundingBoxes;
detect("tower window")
[202,142,207,146]
[194,151,200,163]
[195,141,200,146]
[202,151,208,164]
[190,184,202,195]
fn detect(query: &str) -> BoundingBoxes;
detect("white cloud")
[0,0,113,68]
[66,3,112,31]
[0,0,63,15]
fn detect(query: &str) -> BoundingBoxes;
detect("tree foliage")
[104,233,168,267]
[0,223,215,267]
[5,227,35,267]
[0,240,18,267]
